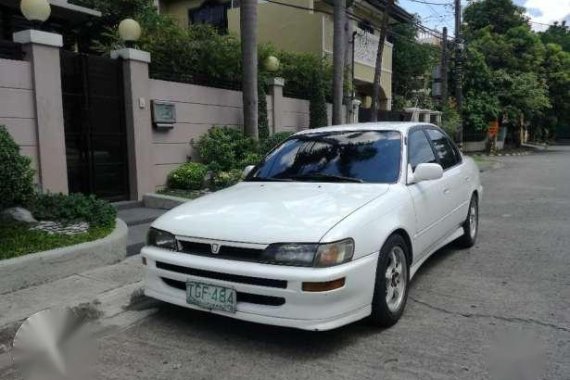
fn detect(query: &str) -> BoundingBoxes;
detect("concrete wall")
[0,58,39,182]
[149,78,322,189]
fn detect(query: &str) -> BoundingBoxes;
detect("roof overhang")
[364,0,415,24]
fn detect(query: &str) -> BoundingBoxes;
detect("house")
[157,0,414,111]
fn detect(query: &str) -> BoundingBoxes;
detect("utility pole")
[441,27,449,108]
[454,0,464,146]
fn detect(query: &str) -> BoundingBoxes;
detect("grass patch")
[0,222,115,260]
[156,188,206,199]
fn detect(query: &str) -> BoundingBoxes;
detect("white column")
[111,48,154,200]
[14,30,68,194]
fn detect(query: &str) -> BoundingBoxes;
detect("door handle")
[464,176,471,182]
[443,188,450,195]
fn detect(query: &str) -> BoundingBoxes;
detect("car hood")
[152,182,391,244]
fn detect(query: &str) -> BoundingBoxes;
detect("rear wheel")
[370,235,410,327]
[457,194,478,248]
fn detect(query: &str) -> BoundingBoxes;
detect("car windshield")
[248,130,402,183]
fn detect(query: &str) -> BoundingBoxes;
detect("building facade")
[158,0,413,111]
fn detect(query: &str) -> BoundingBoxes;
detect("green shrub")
[0,126,35,210]
[210,169,243,191]
[29,193,116,228]
[166,162,208,191]
[237,152,263,169]
[308,70,328,129]
[195,127,258,171]
[259,132,294,155]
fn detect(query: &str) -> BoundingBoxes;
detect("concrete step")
[127,223,152,257]
[112,200,143,211]
[118,207,166,227]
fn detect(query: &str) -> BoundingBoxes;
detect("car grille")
[155,261,287,289]
[160,278,286,306]
[178,240,265,263]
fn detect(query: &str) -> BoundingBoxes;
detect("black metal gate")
[61,51,129,201]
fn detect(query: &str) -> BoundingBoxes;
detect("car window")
[408,129,437,170]
[249,130,402,183]
[426,129,459,169]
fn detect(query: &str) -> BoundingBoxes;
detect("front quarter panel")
[321,185,417,264]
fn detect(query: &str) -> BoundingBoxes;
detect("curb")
[0,219,128,294]
[473,151,532,158]
[143,193,189,210]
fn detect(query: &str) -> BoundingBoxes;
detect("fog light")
[141,257,147,266]
[302,278,345,292]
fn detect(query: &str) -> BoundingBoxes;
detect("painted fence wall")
[0,58,39,181]
[149,79,321,189]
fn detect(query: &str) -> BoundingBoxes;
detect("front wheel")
[369,235,410,327]
[457,194,479,248]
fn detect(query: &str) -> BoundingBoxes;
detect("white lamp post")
[20,0,51,26]
[118,18,142,48]
[264,55,280,73]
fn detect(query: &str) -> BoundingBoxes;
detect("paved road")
[95,148,570,379]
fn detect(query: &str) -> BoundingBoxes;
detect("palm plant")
[370,0,395,121]
[240,0,259,139]
[332,0,346,125]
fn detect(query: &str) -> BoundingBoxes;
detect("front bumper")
[142,246,378,331]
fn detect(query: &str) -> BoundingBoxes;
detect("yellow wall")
[227,3,323,55]
[161,0,202,27]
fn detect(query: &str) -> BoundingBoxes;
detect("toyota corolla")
[142,122,482,331]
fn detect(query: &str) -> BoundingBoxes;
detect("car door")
[425,128,469,233]
[406,128,450,259]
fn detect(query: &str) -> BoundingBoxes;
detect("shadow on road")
[150,301,384,359]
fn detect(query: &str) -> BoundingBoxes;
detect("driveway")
[93,147,570,379]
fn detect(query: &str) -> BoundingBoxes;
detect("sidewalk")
[0,255,158,366]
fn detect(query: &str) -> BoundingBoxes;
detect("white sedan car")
[142,122,482,331]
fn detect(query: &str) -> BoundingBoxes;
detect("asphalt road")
[95,147,570,380]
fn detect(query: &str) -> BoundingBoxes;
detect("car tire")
[369,234,410,328]
[457,194,479,248]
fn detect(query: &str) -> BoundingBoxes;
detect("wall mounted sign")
[152,101,176,129]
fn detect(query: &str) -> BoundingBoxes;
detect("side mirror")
[412,163,443,183]
[242,165,255,178]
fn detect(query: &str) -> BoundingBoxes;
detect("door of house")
[61,51,130,201]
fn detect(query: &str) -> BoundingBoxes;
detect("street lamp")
[118,18,142,48]
[20,0,51,26]
[263,55,280,73]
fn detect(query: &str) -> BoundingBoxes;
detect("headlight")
[147,228,177,251]
[262,243,318,267]
[315,239,354,267]
[262,239,354,267]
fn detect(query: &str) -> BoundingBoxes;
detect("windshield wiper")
[287,174,364,183]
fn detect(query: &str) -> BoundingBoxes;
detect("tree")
[540,21,570,52]
[332,0,346,125]
[240,0,259,139]
[463,0,527,35]
[391,22,440,110]
[462,0,550,145]
[539,43,570,138]
[370,0,394,122]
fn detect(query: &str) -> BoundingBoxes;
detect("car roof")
[294,122,435,136]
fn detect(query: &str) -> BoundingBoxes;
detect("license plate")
[186,281,236,313]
